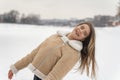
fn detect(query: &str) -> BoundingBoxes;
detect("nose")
[77,28,81,34]
[79,28,85,37]
[79,28,82,33]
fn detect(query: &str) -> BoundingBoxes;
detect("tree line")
[0,10,40,25]
[0,9,119,27]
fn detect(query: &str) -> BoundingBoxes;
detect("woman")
[8,22,97,80]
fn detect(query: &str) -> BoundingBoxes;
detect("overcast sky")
[0,0,119,19]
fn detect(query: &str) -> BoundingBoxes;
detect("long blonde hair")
[77,22,97,79]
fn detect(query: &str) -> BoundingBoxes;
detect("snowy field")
[0,23,120,80]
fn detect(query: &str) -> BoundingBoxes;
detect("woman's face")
[71,24,91,41]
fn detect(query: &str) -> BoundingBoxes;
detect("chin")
[73,37,78,40]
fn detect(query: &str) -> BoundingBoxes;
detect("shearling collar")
[57,31,83,52]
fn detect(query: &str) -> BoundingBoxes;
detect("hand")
[8,70,13,80]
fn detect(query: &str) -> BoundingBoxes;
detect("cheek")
[77,36,83,40]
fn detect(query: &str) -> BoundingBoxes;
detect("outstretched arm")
[8,44,41,79]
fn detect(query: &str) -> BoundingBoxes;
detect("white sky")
[0,0,119,19]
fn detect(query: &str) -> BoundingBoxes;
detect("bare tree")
[20,14,40,25]
[2,10,19,23]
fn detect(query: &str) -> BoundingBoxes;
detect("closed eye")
[80,26,85,30]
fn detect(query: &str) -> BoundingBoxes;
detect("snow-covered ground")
[0,23,120,80]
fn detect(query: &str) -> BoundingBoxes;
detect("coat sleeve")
[44,50,80,80]
[10,44,41,74]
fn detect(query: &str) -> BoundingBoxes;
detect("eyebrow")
[81,26,85,29]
